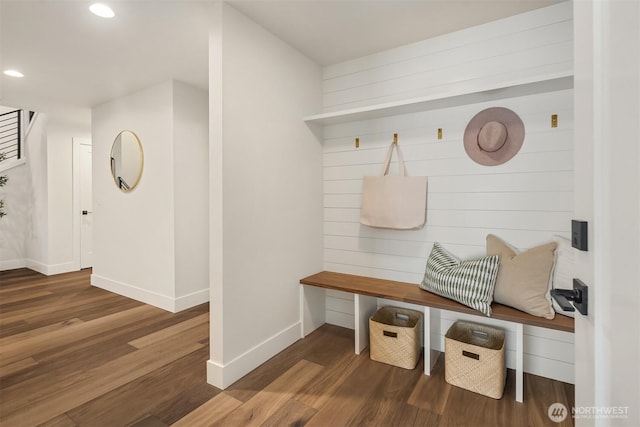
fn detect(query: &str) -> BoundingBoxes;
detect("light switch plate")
[572,220,588,251]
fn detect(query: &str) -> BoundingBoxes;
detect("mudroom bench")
[299,271,574,403]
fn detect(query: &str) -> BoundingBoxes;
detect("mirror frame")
[110,130,144,192]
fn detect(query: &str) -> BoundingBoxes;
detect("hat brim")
[463,107,525,166]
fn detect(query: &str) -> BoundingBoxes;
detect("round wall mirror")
[110,130,143,192]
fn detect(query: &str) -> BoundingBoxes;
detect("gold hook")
[393,133,398,145]
[355,137,360,148]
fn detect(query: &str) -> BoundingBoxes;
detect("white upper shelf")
[304,73,573,126]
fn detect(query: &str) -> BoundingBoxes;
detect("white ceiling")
[0,0,562,116]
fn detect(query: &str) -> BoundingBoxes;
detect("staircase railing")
[0,109,21,161]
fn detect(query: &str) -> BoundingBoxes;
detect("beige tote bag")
[360,142,427,229]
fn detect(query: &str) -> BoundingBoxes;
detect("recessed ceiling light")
[90,3,115,18]
[3,70,24,78]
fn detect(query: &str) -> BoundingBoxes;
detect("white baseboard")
[91,274,208,313]
[91,274,175,312]
[207,321,301,389]
[0,258,27,271]
[26,259,74,276]
[175,288,210,311]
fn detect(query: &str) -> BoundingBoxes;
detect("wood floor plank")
[407,353,452,415]
[0,305,160,366]
[36,413,78,427]
[526,372,574,427]
[0,290,52,304]
[292,350,362,410]
[413,407,442,426]
[0,356,38,378]
[225,324,354,404]
[171,392,243,427]
[150,381,219,425]
[303,353,395,427]
[130,415,169,427]
[346,351,424,426]
[0,318,84,347]
[129,313,209,349]
[1,331,205,425]
[260,399,317,427]
[1,309,206,391]
[214,360,325,426]
[0,320,30,338]
[0,290,130,326]
[0,340,136,392]
[66,345,211,426]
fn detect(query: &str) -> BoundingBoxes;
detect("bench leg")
[354,294,377,355]
[423,306,439,375]
[300,285,326,337]
[516,322,524,402]
[424,306,431,375]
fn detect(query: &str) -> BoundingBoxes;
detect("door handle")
[82,210,93,215]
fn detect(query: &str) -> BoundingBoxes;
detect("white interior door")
[79,143,93,268]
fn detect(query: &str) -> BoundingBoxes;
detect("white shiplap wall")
[320,3,575,383]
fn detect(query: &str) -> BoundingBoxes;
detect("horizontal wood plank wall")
[319,3,574,383]
[322,3,572,112]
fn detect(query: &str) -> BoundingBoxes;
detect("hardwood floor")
[0,268,575,426]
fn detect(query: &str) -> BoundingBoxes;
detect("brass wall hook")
[393,133,398,144]
[355,137,360,148]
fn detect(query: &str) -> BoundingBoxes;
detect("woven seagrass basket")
[445,321,506,399]
[369,306,422,370]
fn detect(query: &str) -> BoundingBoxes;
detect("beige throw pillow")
[486,234,557,319]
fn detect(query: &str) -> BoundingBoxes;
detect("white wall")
[207,3,323,389]
[322,3,572,113]
[173,81,209,306]
[0,162,29,270]
[92,80,209,312]
[0,107,30,270]
[24,114,49,270]
[575,1,640,426]
[318,2,575,383]
[0,109,92,274]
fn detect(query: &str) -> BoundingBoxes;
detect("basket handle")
[471,330,489,341]
[395,313,410,321]
[383,330,398,338]
[462,350,480,360]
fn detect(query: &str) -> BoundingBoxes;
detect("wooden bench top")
[300,271,574,333]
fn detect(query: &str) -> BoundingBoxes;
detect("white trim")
[174,288,210,312]
[26,259,74,276]
[0,258,27,271]
[91,274,208,313]
[0,158,26,173]
[91,273,175,312]
[206,321,301,389]
[24,111,39,139]
[305,74,572,125]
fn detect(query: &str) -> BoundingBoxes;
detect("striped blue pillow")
[420,242,500,316]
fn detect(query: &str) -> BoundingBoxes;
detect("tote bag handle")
[381,142,407,176]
